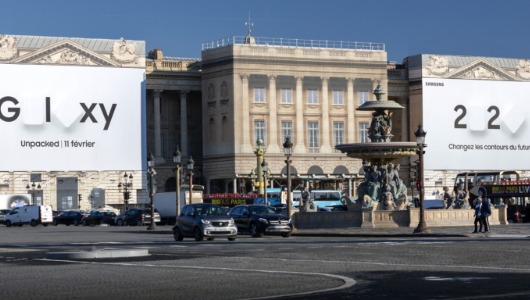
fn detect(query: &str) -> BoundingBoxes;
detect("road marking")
[36,258,356,299]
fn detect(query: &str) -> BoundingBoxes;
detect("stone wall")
[292,205,508,229]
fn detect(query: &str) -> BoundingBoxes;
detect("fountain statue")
[336,83,418,210]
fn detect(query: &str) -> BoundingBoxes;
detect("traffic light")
[78,194,82,201]
[416,181,422,191]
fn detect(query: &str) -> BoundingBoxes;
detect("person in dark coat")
[472,197,484,233]
[478,187,492,232]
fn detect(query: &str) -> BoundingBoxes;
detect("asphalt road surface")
[1,225,530,299]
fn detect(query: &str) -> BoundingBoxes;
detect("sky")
[2,0,530,63]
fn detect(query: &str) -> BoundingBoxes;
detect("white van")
[4,205,53,227]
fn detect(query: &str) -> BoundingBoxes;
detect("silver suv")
[172,204,237,241]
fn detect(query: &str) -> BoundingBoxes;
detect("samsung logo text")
[0,96,116,130]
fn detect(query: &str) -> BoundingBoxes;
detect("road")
[1,225,530,299]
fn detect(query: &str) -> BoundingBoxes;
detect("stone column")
[267,75,279,153]
[205,178,211,194]
[400,97,408,141]
[153,90,165,164]
[241,74,252,152]
[180,90,189,159]
[294,76,305,153]
[320,77,332,152]
[347,78,356,143]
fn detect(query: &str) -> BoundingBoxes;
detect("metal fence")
[202,36,385,51]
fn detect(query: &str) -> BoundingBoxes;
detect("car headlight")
[258,218,268,224]
[229,218,235,225]
[201,219,211,225]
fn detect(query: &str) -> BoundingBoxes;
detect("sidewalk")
[292,223,530,238]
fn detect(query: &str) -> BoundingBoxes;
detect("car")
[228,204,292,238]
[172,203,237,242]
[81,211,116,226]
[52,210,88,226]
[114,208,161,226]
[0,209,11,224]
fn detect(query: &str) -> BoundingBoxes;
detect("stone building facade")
[199,36,392,195]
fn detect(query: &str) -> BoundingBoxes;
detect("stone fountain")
[336,84,418,210]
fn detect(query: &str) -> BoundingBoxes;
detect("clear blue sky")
[2,0,529,63]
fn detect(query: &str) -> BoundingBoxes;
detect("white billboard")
[0,64,145,171]
[423,78,530,170]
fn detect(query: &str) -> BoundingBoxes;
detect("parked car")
[52,210,87,226]
[0,209,11,224]
[172,203,237,242]
[228,204,292,238]
[81,211,116,226]
[114,208,161,226]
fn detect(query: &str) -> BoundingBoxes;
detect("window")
[281,120,293,143]
[254,119,266,144]
[307,89,318,104]
[333,122,344,146]
[308,121,319,148]
[280,88,292,104]
[359,122,369,143]
[358,91,369,105]
[254,87,265,103]
[332,90,344,105]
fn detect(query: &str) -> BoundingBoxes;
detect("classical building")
[4,32,526,211]
[199,36,395,195]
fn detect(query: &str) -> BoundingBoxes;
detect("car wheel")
[136,219,143,226]
[173,227,184,241]
[117,219,124,226]
[228,237,236,241]
[53,219,58,226]
[193,227,204,241]
[74,219,80,226]
[30,219,38,227]
[5,220,11,227]
[250,223,263,238]
[281,232,291,238]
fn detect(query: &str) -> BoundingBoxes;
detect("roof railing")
[202,36,385,52]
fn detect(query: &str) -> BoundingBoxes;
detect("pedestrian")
[478,187,491,233]
[472,197,484,233]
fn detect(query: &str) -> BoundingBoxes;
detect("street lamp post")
[26,182,41,205]
[254,138,265,196]
[147,153,157,230]
[173,146,182,218]
[283,136,293,216]
[261,160,268,205]
[413,124,430,234]
[187,156,194,205]
[118,172,133,211]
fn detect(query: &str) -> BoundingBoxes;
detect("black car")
[52,210,87,226]
[228,204,292,238]
[81,211,116,226]
[114,208,161,226]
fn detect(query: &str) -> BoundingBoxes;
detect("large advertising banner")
[0,64,145,171]
[423,78,530,170]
